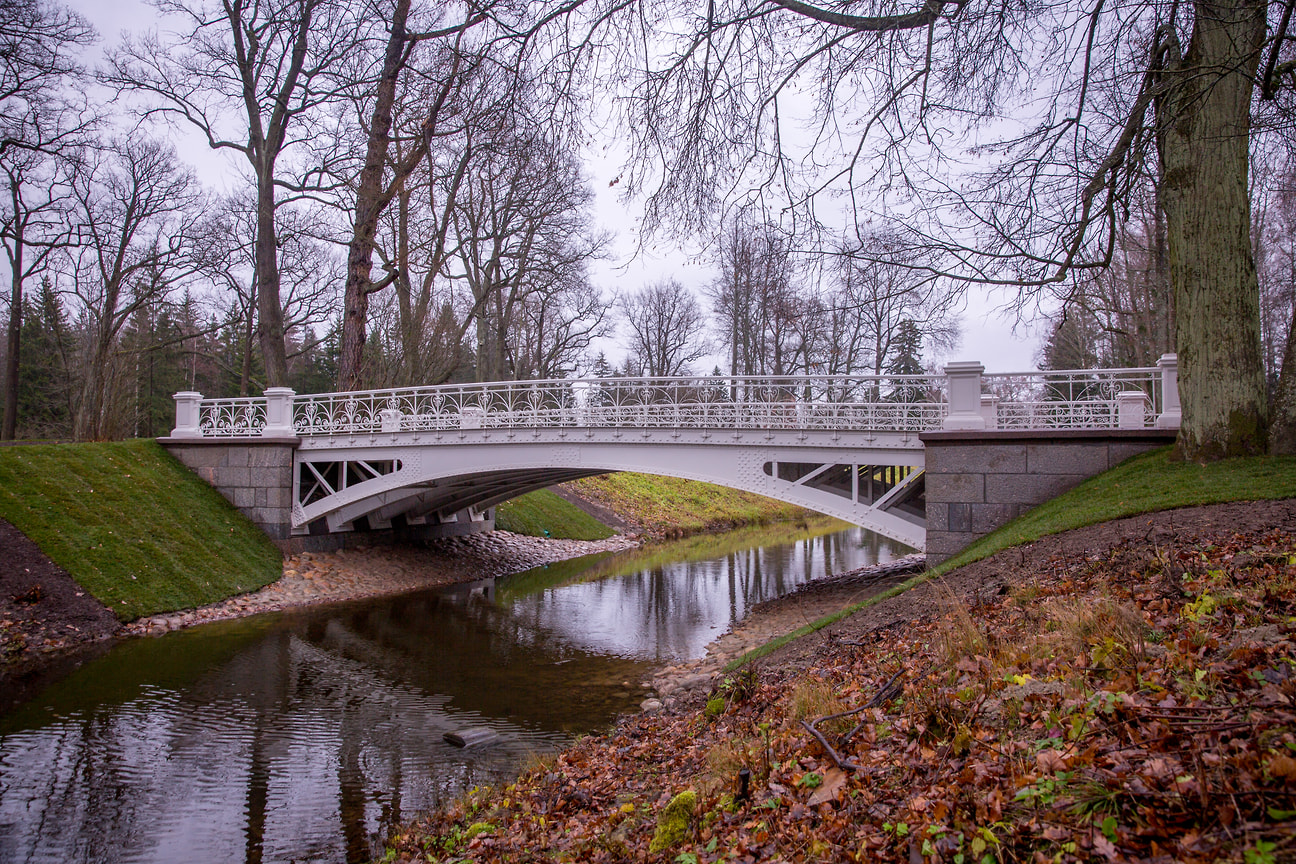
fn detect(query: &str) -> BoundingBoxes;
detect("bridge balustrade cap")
[156,436,302,446]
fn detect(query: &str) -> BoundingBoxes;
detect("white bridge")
[169,358,1182,551]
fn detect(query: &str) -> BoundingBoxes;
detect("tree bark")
[1269,307,1296,453]
[254,174,288,387]
[1156,0,1268,460]
[3,250,21,440]
[338,0,414,391]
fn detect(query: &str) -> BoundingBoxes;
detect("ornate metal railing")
[168,357,1182,440]
[982,367,1163,431]
[291,374,949,436]
[197,396,267,437]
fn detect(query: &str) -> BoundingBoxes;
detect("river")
[0,520,911,864]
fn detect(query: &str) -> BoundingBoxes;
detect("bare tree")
[709,217,799,376]
[105,0,364,387]
[0,0,93,151]
[332,0,496,390]
[359,53,502,387]
[512,274,612,379]
[448,127,609,381]
[1258,165,1296,451]
[191,195,342,394]
[0,0,94,439]
[58,139,199,440]
[832,232,959,376]
[618,278,709,376]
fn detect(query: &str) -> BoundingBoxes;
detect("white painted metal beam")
[293,438,926,549]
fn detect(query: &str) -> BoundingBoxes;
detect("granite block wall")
[162,438,298,541]
[919,430,1177,564]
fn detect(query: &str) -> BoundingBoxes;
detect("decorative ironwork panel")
[982,368,1160,430]
[199,398,267,437]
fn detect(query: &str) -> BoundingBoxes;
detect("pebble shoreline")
[121,530,641,637]
[640,553,926,712]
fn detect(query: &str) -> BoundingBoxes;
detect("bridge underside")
[292,430,926,549]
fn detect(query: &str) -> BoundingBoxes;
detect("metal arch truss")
[291,427,927,549]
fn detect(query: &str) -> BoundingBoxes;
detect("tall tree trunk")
[255,176,288,387]
[3,245,22,440]
[1269,306,1296,452]
[338,0,414,391]
[240,296,255,397]
[1156,0,1268,460]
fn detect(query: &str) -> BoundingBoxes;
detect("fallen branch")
[800,669,909,772]
[800,719,862,772]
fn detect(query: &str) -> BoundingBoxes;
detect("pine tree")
[885,320,925,403]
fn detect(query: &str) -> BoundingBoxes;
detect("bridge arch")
[292,436,926,548]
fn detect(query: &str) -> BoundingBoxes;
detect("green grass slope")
[937,446,1296,574]
[494,488,615,540]
[727,446,1296,669]
[566,472,811,536]
[0,440,282,621]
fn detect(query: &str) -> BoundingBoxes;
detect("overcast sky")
[70,0,1048,374]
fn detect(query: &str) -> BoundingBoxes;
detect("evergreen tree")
[885,320,925,403]
[14,277,72,439]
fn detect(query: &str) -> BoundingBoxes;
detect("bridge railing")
[981,364,1171,431]
[288,374,949,436]
[167,356,1181,439]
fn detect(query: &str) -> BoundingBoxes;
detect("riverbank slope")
[387,451,1296,864]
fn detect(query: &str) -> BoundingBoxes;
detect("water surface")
[0,521,910,863]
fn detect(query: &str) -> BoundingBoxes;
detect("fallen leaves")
[388,526,1296,863]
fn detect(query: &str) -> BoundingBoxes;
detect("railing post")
[943,361,986,430]
[171,391,204,438]
[1156,353,1182,429]
[263,387,297,438]
[979,394,1000,429]
[1117,391,1147,429]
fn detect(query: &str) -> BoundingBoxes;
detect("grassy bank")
[566,472,811,537]
[494,489,616,540]
[0,440,282,621]
[725,446,1296,668]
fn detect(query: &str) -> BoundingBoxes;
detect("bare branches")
[770,0,967,34]
[618,278,710,376]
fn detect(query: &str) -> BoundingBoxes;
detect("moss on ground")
[0,440,282,621]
